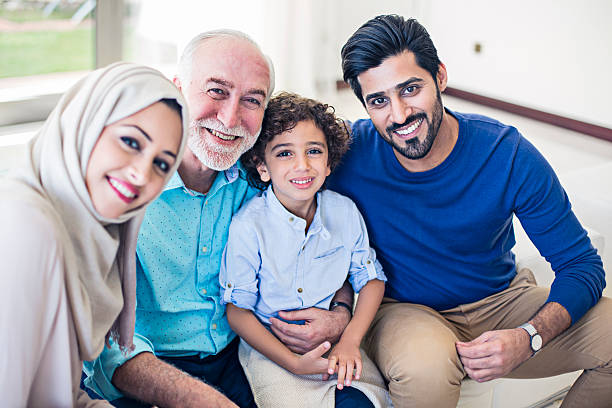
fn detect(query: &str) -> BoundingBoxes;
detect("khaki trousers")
[363,269,612,408]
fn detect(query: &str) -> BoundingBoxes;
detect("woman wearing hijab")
[0,62,188,407]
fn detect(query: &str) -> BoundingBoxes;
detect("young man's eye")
[120,136,140,150]
[402,85,418,95]
[370,97,387,107]
[153,158,171,173]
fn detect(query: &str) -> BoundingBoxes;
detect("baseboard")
[443,87,612,143]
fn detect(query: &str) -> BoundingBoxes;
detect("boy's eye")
[121,136,140,150]
[154,158,171,174]
[307,148,323,155]
[276,151,292,158]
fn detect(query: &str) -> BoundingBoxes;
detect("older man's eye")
[208,88,227,98]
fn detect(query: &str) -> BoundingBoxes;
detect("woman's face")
[86,101,182,219]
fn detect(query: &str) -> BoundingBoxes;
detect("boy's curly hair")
[242,92,351,190]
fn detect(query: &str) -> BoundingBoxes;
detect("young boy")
[219,93,390,407]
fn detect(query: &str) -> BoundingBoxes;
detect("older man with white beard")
[84,30,354,408]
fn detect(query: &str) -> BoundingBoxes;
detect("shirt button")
[227,283,232,288]
[202,246,208,253]
[289,217,294,222]
[297,288,303,293]
[211,323,217,330]
[367,260,372,264]
[201,288,207,295]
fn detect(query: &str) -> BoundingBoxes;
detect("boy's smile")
[256,119,331,220]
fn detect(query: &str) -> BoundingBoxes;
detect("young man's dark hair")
[341,14,441,106]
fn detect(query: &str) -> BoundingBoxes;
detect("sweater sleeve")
[511,135,605,323]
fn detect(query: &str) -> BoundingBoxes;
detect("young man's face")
[177,37,271,171]
[358,51,446,163]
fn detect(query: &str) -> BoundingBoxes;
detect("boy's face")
[257,119,331,215]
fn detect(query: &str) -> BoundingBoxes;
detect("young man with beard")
[84,30,355,408]
[328,14,612,408]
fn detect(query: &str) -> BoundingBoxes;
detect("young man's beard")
[384,90,443,160]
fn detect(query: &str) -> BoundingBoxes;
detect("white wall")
[312,0,612,128]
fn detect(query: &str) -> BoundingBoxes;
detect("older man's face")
[181,37,270,171]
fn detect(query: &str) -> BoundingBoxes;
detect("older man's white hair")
[177,29,275,104]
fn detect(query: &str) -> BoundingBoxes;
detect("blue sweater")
[327,109,605,324]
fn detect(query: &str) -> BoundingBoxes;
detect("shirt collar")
[263,186,330,239]
[163,162,245,193]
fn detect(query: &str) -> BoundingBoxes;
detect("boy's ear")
[256,162,271,182]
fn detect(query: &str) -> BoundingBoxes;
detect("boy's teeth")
[292,178,313,185]
[110,178,135,198]
[396,118,423,135]
[209,128,237,141]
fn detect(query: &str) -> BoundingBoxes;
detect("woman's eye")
[154,158,170,173]
[121,136,140,150]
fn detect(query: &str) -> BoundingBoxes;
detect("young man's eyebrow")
[365,91,385,104]
[365,77,425,103]
[395,77,425,90]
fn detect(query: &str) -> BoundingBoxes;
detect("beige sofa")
[457,219,605,408]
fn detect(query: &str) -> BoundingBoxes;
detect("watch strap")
[330,301,353,316]
[518,323,537,336]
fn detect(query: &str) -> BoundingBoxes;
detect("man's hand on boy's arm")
[227,304,330,377]
[270,280,354,355]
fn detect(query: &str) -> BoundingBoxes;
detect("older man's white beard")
[188,118,260,171]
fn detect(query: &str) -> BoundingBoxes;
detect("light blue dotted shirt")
[219,187,386,325]
[84,163,257,400]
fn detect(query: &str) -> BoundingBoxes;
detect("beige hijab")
[2,62,188,360]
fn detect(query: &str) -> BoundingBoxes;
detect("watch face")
[532,334,543,351]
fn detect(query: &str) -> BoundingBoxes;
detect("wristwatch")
[518,323,543,354]
[329,301,353,317]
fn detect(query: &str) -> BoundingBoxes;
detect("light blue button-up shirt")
[85,163,256,400]
[219,187,386,325]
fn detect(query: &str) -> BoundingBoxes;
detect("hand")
[270,306,351,355]
[293,341,332,376]
[455,328,533,382]
[327,339,362,390]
